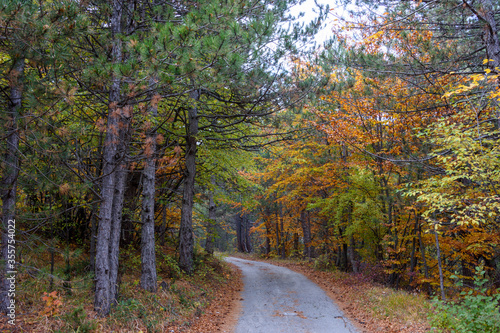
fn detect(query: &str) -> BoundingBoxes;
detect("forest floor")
[0,249,243,333]
[1,250,432,332]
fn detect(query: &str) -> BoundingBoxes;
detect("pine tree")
[0,0,87,313]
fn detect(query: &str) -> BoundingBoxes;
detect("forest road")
[225,257,358,333]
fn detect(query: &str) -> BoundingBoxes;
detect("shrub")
[429,267,500,333]
[59,306,97,333]
[313,254,335,271]
[158,253,182,280]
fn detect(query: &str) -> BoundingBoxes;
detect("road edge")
[186,262,243,333]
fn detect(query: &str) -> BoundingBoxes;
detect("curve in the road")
[225,257,359,333]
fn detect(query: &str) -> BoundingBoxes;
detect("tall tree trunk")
[205,176,216,254]
[409,213,419,283]
[347,203,359,273]
[264,212,271,255]
[236,213,250,253]
[245,215,252,253]
[348,236,359,274]
[204,191,216,254]
[293,232,299,256]
[434,228,446,301]
[140,89,158,292]
[336,245,342,267]
[90,133,104,273]
[300,210,311,260]
[108,126,131,304]
[242,216,247,252]
[94,0,125,316]
[242,216,249,253]
[476,0,500,128]
[275,211,280,255]
[178,88,199,274]
[473,0,500,68]
[1,57,24,314]
[236,214,242,252]
[279,207,285,258]
[341,242,348,271]
[418,224,431,294]
[265,234,271,254]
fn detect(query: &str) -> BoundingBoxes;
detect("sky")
[288,0,357,46]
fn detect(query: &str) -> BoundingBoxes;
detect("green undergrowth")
[16,245,233,332]
[429,267,500,333]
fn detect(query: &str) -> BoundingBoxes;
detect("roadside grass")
[364,287,431,326]
[6,246,238,332]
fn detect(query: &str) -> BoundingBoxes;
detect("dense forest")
[1,0,500,330]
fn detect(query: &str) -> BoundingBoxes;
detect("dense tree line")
[0,0,326,316]
[2,0,498,321]
[247,0,500,299]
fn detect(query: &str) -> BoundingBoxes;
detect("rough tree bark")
[468,0,500,67]
[140,86,158,292]
[0,57,24,314]
[293,232,299,256]
[109,159,129,303]
[178,88,200,274]
[90,133,104,273]
[236,214,245,252]
[236,213,252,253]
[94,0,128,316]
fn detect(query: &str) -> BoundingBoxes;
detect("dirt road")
[225,257,358,333]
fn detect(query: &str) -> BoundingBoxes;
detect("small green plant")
[159,254,182,280]
[176,287,193,308]
[144,318,160,333]
[111,298,144,324]
[193,246,209,271]
[313,254,335,271]
[61,306,97,333]
[121,245,141,271]
[429,266,500,333]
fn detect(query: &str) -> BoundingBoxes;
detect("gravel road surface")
[225,257,358,333]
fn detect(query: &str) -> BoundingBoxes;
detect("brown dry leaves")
[185,263,243,333]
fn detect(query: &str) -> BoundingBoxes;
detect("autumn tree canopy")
[1,0,499,321]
